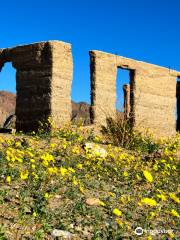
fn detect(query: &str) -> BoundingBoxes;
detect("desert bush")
[101,116,159,153]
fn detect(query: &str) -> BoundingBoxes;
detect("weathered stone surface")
[177,81,180,131]
[51,229,73,239]
[90,50,180,136]
[86,198,101,206]
[0,41,73,132]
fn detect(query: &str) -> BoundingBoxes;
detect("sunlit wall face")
[177,79,180,131]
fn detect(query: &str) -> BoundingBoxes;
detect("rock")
[86,198,100,206]
[51,229,73,239]
[84,142,107,158]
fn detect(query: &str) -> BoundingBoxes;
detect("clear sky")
[1,0,180,106]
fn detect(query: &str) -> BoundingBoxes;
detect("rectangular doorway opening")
[116,67,135,122]
[176,77,180,131]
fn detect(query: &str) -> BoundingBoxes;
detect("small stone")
[54,194,62,199]
[84,142,107,158]
[69,224,74,229]
[86,198,100,206]
[51,229,73,239]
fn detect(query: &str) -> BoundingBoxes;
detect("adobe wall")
[0,40,179,136]
[0,41,73,132]
[177,81,180,131]
[90,50,180,136]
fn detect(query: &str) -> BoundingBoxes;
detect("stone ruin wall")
[0,40,179,136]
[177,81,180,131]
[90,50,180,136]
[0,41,72,132]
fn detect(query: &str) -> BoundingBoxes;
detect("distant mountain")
[0,91,16,127]
[71,101,91,125]
[0,91,91,127]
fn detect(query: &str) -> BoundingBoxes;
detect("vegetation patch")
[0,122,179,239]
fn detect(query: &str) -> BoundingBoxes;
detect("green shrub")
[101,116,159,153]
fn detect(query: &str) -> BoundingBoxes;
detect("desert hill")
[0,91,91,127]
[0,91,16,126]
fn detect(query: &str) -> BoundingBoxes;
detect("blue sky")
[1,0,180,107]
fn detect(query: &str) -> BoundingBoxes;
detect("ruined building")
[0,40,179,136]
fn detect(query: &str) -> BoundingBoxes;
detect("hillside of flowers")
[0,123,179,239]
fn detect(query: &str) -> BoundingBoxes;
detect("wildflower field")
[0,124,179,239]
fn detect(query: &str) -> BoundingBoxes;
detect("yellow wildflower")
[44,193,49,199]
[172,165,176,170]
[143,170,153,183]
[60,167,68,176]
[136,174,141,180]
[168,231,175,238]
[32,172,39,180]
[116,218,123,226]
[41,153,54,163]
[147,236,153,240]
[32,211,37,217]
[79,185,84,193]
[120,195,126,204]
[109,192,116,197]
[15,141,21,147]
[156,194,166,201]
[123,171,129,177]
[141,198,157,207]
[15,157,23,163]
[72,146,80,154]
[169,193,180,204]
[50,143,56,148]
[68,167,75,173]
[6,176,11,183]
[28,151,34,158]
[170,209,180,218]
[63,143,67,149]
[31,164,36,169]
[153,164,158,171]
[93,136,99,142]
[161,159,166,163]
[99,201,106,207]
[149,211,156,219]
[113,208,122,217]
[20,170,29,180]
[42,160,49,167]
[48,167,58,175]
[77,163,83,169]
[164,148,169,155]
[72,176,78,186]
